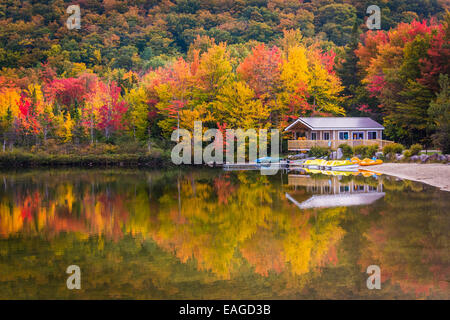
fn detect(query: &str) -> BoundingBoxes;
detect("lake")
[0,168,448,299]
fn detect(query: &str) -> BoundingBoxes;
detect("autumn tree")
[212,81,269,129]
[0,81,20,150]
[237,44,282,124]
[356,19,445,146]
[428,74,450,153]
[97,82,128,140]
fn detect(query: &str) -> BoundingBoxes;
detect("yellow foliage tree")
[212,81,269,129]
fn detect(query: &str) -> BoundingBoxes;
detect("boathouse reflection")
[286,170,385,209]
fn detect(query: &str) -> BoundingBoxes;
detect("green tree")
[428,74,450,154]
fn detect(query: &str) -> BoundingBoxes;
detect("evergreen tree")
[428,74,450,153]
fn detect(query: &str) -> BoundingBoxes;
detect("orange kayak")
[351,157,361,164]
[359,158,383,166]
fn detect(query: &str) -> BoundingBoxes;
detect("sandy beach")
[369,163,450,192]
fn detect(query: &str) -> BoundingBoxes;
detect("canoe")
[322,160,359,171]
[303,159,327,169]
[359,158,383,166]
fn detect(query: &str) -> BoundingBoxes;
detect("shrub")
[392,143,404,154]
[366,144,379,158]
[403,150,412,158]
[309,146,330,158]
[383,143,404,156]
[338,144,353,158]
[0,150,167,167]
[409,143,422,156]
[353,145,368,158]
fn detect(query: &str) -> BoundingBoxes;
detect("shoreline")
[369,163,450,192]
[0,152,170,168]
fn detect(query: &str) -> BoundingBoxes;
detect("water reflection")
[286,169,385,209]
[0,169,448,299]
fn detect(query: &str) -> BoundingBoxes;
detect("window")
[368,131,377,139]
[311,132,317,140]
[323,132,330,140]
[352,132,364,140]
[339,132,349,140]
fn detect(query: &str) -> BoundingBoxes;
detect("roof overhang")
[284,118,313,131]
[284,118,384,131]
[308,127,385,130]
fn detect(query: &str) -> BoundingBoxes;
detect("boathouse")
[284,117,392,151]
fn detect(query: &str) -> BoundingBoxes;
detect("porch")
[287,139,394,151]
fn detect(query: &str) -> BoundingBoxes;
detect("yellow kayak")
[304,159,327,168]
[304,159,359,171]
[360,158,383,166]
[323,160,359,170]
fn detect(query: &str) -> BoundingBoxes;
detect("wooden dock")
[221,162,289,171]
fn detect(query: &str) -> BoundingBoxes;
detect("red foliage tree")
[237,44,282,99]
[97,82,129,139]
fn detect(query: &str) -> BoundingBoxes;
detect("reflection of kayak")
[324,170,359,176]
[305,169,355,176]
[304,168,380,177]
[304,168,324,174]
[361,171,376,177]
[360,170,382,177]
[360,158,383,166]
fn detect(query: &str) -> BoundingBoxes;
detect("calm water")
[0,168,448,299]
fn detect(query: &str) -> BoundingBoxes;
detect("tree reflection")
[0,169,448,299]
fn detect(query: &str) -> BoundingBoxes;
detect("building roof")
[284,117,384,131]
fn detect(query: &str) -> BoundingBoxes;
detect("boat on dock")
[220,156,370,172]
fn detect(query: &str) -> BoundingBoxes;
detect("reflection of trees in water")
[357,187,449,299]
[0,169,448,298]
[146,171,345,279]
[0,170,345,279]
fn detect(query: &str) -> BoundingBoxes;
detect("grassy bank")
[0,141,171,168]
[0,151,169,167]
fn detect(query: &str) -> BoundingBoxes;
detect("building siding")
[299,129,382,140]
